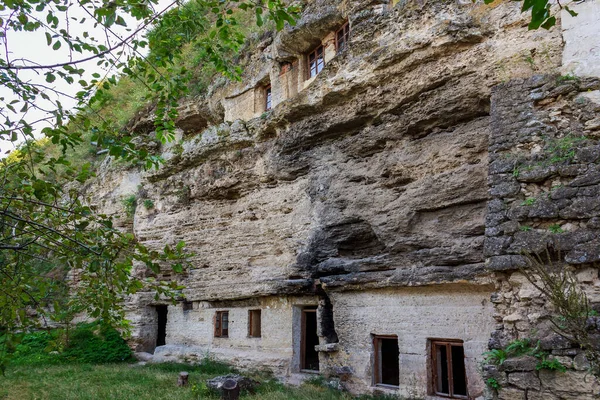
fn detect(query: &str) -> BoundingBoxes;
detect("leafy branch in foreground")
[477,0,578,30]
[0,0,300,374]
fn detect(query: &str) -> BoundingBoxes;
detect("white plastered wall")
[153,295,318,373]
[561,0,600,77]
[327,285,495,399]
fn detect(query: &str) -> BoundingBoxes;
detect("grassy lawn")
[0,362,366,400]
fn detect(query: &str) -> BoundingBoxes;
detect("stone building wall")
[484,74,600,400]
[326,285,496,398]
[145,295,319,373]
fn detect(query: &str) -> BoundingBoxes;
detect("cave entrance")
[155,305,168,348]
[301,307,319,371]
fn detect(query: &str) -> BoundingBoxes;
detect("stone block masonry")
[485,74,600,399]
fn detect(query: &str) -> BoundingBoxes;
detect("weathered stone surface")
[527,390,559,400]
[500,356,538,372]
[133,352,154,362]
[497,387,526,400]
[539,370,600,394]
[507,371,540,390]
[206,374,260,392]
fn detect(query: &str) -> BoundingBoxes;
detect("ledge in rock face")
[315,343,340,353]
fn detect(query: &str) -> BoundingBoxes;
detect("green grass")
[0,363,368,400]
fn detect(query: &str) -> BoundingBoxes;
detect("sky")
[0,0,173,158]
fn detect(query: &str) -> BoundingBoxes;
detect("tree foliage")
[480,0,578,30]
[0,0,299,373]
[521,248,600,378]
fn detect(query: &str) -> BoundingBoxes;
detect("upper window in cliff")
[280,61,293,75]
[430,340,468,398]
[265,85,272,111]
[214,311,229,338]
[248,309,261,338]
[335,22,350,54]
[373,335,399,387]
[307,45,325,78]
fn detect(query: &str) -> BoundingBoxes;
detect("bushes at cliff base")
[1,322,132,366]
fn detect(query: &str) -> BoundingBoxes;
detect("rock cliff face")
[93,0,561,299]
[85,0,600,398]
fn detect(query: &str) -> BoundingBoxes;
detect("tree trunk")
[221,379,240,400]
[177,372,189,387]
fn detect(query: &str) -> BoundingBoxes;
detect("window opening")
[300,307,319,371]
[280,62,293,75]
[248,309,262,338]
[182,301,193,312]
[265,85,272,111]
[373,335,399,387]
[431,340,468,398]
[307,45,325,79]
[336,22,350,54]
[155,305,168,347]
[215,311,229,338]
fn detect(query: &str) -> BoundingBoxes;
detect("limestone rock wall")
[87,0,563,301]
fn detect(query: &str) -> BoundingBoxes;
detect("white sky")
[0,0,174,157]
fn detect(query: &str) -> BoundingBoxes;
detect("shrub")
[62,322,132,363]
[536,357,567,372]
[483,348,508,365]
[486,377,501,390]
[143,199,155,209]
[122,195,137,218]
[548,224,564,234]
[2,322,132,366]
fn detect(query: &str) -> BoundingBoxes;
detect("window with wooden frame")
[307,44,325,79]
[264,85,272,111]
[372,335,399,387]
[214,311,229,338]
[335,22,350,54]
[430,339,468,399]
[248,309,261,338]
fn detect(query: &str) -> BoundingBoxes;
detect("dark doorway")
[301,308,319,371]
[156,305,168,347]
[373,335,400,387]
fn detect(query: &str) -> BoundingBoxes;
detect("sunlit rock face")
[84,0,600,397]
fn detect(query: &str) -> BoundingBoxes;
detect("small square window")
[248,309,261,338]
[214,311,229,338]
[307,45,325,79]
[430,340,468,399]
[335,22,350,54]
[373,335,399,387]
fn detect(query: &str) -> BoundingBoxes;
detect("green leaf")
[540,16,556,30]
[564,6,578,17]
[52,40,61,50]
